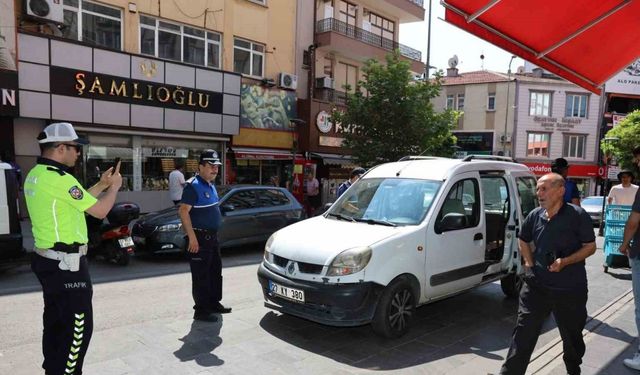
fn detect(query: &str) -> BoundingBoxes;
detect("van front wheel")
[372,279,416,338]
[500,272,523,298]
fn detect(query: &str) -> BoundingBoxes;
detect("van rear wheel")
[372,279,416,338]
[500,272,523,298]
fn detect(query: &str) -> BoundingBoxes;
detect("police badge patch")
[69,186,84,200]
[204,192,210,199]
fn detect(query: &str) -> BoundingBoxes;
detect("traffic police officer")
[24,122,122,375]
[178,149,231,322]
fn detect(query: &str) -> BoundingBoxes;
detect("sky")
[399,0,525,76]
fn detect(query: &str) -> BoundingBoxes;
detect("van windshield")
[327,178,442,226]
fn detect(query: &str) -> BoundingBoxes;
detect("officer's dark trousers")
[187,231,222,313]
[31,254,93,375]
[500,282,588,375]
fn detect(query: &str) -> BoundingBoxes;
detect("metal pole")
[425,0,432,79]
[598,160,609,236]
[503,55,516,155]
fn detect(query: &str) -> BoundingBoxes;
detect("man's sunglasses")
[57,143,82,152]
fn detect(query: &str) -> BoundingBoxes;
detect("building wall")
[514,80,600,163]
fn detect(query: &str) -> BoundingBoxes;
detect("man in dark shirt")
[620,145,640,370]
[500,173,596,375]
[178,150,231,322]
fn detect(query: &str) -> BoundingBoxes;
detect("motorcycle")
[86,202,140,266]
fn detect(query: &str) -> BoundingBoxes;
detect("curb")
[527,287,633,374]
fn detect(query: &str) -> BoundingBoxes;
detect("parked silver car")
[131,185,305,253]
[581,196,604,225]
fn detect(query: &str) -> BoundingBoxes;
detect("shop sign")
[533,116,582,130]
[612,114,627,127]
[316,111,332,133]
[50,66,223,114]
[319,135,344,147]
[142,147,189,158]
[522,162,599,177]
[0,71,18,116]
[606,59,640,96]
[239,84,297,130]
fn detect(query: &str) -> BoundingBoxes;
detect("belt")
[193,228,216,234]
[35,245,88,261]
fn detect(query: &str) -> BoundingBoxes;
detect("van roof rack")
[398,156,445,162]
[462,155,515,163]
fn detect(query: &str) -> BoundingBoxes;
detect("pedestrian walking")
[337,167,365,198]
[500,173,596,375]
[24,122,122,375]
[608,169,638,205]
[178,149,231,322]
[619,146,640,370]
[305,171,320,216]
[169,161,186,205]
[551,158,581,206]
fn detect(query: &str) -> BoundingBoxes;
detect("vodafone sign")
[522,162,601,177]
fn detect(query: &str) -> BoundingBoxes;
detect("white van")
[257,156,539,337]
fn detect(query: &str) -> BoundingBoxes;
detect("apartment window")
[446,95,454,110]
[457,94,465,110]
[234,38,265,77]
[367,11,394,40]
[337,62,357,92]
[323,57,333,78]
[529,91,551,116]
[563,134,586,159]
[526,132,550,157]
[487,93,496,111]
[139,16,222,69]
[62,0,122,50]
[565,94,588,118]
[338,0,357,26]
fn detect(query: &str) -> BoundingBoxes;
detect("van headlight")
[327,247,372,276]
[264,233,277,263]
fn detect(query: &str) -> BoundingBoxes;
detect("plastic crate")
[605,205,632,222]
[604,225,625,238]
[604,238,624,257]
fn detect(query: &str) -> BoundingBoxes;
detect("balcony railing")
[314,88,348,106]
[315,18,422,62]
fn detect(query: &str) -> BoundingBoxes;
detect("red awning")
[443,0,640,94]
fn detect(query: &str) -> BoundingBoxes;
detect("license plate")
[268,280,305,303]
[118,237,134,247]
[133,236,145,244]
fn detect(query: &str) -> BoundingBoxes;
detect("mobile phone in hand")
[111,157,121,176]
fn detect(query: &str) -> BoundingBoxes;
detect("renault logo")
[287,262,295,275]
[139,60,157,78]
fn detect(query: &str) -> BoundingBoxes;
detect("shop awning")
[442,0,640,94]
[231,147,302,160]
[310,152,357,167]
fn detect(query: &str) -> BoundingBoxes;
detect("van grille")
[271,255,324,275]
[273,254,288,267]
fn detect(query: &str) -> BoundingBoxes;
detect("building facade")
[3,0,297,213]
[434,69,515,157]
[513,72,602,197]
[295,0,425,203]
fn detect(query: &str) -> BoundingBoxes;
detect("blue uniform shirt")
[180,175,222,231]
[519,203,595,291]
[563,180,580,203]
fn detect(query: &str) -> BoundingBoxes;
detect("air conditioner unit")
[500,134,512,143]
[315,76,334,89]
[25,0,64,23]
[278,72,298,90]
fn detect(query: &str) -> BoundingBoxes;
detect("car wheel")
[500,272,523,298]
[372,278,416,338]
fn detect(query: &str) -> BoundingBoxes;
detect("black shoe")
[212,303,232,314]
[193,312,218,322]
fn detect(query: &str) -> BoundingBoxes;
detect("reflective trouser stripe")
[65,313,85,374]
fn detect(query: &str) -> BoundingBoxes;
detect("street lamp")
[503,55,517,155]
[598,136,620,236]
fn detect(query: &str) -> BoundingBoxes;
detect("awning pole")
[537,0,632,58]
[467,0,502,23]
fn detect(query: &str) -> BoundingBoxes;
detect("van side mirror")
[439,213,467,232]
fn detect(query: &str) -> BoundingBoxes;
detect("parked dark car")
[131,185,305,254]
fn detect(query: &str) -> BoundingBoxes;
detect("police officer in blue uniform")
[178,150,231,322]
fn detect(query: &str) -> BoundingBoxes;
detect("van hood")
[269,216,402,265]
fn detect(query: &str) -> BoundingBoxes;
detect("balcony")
[315,18,425,73]
[313,88,348,106]
[359,0,425,22]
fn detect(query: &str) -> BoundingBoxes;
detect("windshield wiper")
[354,218,397,227]
[326,212,356,222]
